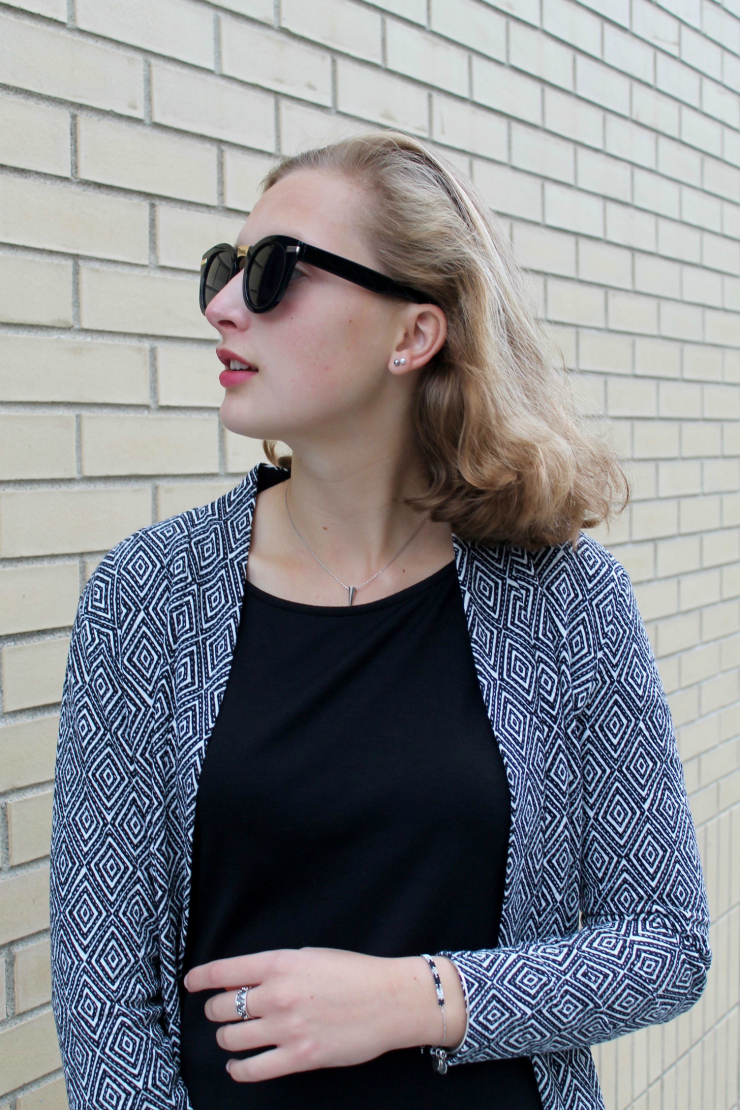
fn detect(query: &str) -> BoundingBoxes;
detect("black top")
[179,486,542,1109]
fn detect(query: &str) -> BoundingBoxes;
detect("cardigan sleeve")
[50,554,193,1110]
[437,554,711,1064]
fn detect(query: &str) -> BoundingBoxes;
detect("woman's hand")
[184,947,466,1083]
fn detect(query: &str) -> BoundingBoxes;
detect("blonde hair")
[259,129,628,549]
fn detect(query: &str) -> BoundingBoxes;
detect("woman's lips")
[219,368,258,388]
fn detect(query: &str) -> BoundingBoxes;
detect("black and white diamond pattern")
[50,462,710,1110]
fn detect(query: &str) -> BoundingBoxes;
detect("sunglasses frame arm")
[297,241,434,305]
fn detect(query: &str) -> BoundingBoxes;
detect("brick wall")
[0,0,738,1106]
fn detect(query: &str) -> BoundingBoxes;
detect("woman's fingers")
[227,1046,315,1084]
[216,1016,271,1053]
[205,986,262,1023]
[185,951,277,993]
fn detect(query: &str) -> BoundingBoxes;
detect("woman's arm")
[436,554,711,1064]
[50,555,193,1109]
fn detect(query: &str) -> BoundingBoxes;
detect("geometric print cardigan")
[50,460,711,1110]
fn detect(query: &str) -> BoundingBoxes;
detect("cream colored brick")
[633,419,679,459]
[223,149,277,213]
[16,1076,68,1110]
[472,160,542,222]
[511,124,574,184]
[511,224,576,277]
[607,376,657,417]
[0,716,59,792]
[77,115,218,205]
[706,308,740,347]
[0,866,49,946]
[278,99,374,158]
[545,183,603,237]
[705,384,740,421]
[82,413,218,476]
[702,601,740,644]
[79,265,213,339]
[542,0,601,56]
[703,526,740,568]
[575,149,631,203]
[157,478,241,521]
[578,331,632,374]
[684,344,723,382]
[547,279,605,328]
[3,0,65,17]
[634,254,681,299]
[336,57,429,135]
[656,610,701,657]
[0,335,149,404]
[609,291,659,335]
[363,0,425,20]
[578,239,632,289]
[14,939,52,1016]
[704,156,740,205]
[657,535,701,578]
[151,62,275,149]
[632,497,678,540]
[545,324,577,369]
[0,94,69,177]
[0,487,151,557]
[2,636,70,712]
[681,104,723,157]
[568,370,604,416]
[0,563,79,636]
[633,0,680,53]
[626,459,657,501]
[576,55,630,116]
[225,429,271,474]
[658,380,702,418]
[0,254,72,328]
[658,136,702,187]
[0,415,75,481]
[680,492,722,533]
[389,20,469,96]
[0,14,143,117]
[222,16,333,106]
[472,57,542,126]
[212,0,273,17]
[157,208,245,272]
[634,578,678,621]
[613,541,654,583]
[704,232,740,275]
[634,169,681,221]
[509,22,573,90]
[76,0,214,68]
[432,95,507,161]
[701,671,738,716]
[282,0,382,62]
[656,54,700,108]
[614,117,658,171]
[704,459,740,494]
[605,203,657,252]
[660,300,703,342]
[0,1010,61,1099]
[0,955,4,1020]
[0,176,148,263]
[658,459,702,496]
[702,3,740,52]
[603,22,654,83]
[8,789,54,866]
[157,345,223,407]
[683,265,723,308]
[681,422,722,459]
[431,0,505,59]
[544,88,603,148]
[632,84,681,141]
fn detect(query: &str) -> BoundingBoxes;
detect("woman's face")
[205,168,436,447]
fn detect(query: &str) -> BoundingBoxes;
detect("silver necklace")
[284,482,429,606]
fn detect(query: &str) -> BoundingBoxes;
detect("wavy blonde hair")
[259,129,628,549]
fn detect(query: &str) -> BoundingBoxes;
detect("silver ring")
[235,985,253,1020]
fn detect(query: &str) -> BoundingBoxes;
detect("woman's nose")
[204,271,250,332]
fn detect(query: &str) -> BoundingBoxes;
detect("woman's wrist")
[389,955,467,1052]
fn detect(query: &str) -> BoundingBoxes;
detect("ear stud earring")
[393,358,407,366]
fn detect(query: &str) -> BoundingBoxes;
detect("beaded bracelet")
[420,954,450,1075]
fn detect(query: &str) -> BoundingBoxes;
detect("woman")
[50,130,710,1110]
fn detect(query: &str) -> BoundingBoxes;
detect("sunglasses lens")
[247,242,287,310]
[201,247,237,310]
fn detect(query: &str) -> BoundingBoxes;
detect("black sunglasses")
[199,234,435,315]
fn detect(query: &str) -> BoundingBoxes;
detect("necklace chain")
[283,482,429,606]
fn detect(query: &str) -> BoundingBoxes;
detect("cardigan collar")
[170,462,546,966]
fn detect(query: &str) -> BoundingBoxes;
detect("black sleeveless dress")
[179,474,542,1109]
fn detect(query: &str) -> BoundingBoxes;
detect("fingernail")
[184,973,190,990]
[226,1061,232,1075]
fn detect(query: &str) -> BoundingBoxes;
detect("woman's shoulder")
[79,476,255,621]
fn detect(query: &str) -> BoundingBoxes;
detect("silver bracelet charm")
[420,954,449,1074]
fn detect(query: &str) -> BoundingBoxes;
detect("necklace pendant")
[348,586,356,605]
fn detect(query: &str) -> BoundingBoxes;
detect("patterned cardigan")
[50,461,711,1110]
